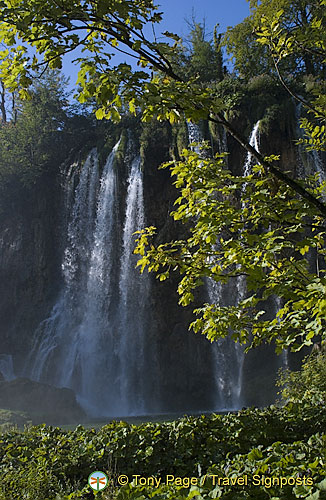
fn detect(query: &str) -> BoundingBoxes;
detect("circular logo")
[88,471,108,491]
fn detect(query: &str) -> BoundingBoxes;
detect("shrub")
[277,349,326,406]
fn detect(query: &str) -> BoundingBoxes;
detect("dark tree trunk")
[0,81,7,124]
[12,92,17,125]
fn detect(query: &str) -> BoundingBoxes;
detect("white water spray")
[116,156,149,415]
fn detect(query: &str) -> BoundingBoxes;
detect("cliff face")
[0,112,309,414]
[0,169,62,365]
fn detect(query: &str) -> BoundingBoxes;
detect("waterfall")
[212,122,262,408]
[197,123,262,410]
[207,278,245,410]
[184,120,253,409]
[26,142,150,416]
[274,296,289,370]
[116,156,149,415]
[58,142,120,414]
[27,149,100,384]
[223,121,262,407]
[187,121,203,153]
[312,150,326,183]
[243,121,260,177]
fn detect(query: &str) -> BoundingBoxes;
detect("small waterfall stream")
[187,121,203,153]
[206,278,245,409]
[243,121,260,177]
[214,121,262,408]
[274,296,289,370]
[231,121,262,406]
[28,149,100,384]
[62,142,120,413]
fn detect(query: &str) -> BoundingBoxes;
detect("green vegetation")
[0,400,325,499]
[278,350,326,406]
[135,149,326,352]
[0,73,68,184]
[0,71,96,213]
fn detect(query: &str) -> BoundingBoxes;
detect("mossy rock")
[0,408,32,432]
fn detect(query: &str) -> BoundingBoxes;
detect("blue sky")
[63,0,250,91]
[156,0,250,37]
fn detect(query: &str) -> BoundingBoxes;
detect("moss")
[114,128,128,166]
[96,115,141,170]
[208,120,229,154]
[96,121,120,170]
[259,104,282,134]
[208,120,219,141]
[259,99,296,136]
[140,120,171,169]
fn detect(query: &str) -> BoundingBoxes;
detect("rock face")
[0,168,62,366]
[140,121,216,412]
[0,378,86,424]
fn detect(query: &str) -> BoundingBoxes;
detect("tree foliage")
[135,148,326,351]
[226,0,326,78]
[0,72,68,184]
[225,0,326,153]
[252,0,326,151]
[0,70,94,215]
[0,0,325,350]
[224,15,273,80]
[184,22,223,83]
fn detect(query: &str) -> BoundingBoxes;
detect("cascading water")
[243,121,260,177]
[229,121,262,405]
[24,120,289,417]
[59,142,120,414]
[26,142,150,416]
[27,149,100,384]
[311,150,326,184]
[244,123,289,373]
[274,296,289,370]
[206,278,245,409]
[187,121,203,153]
[116,156,149,415]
